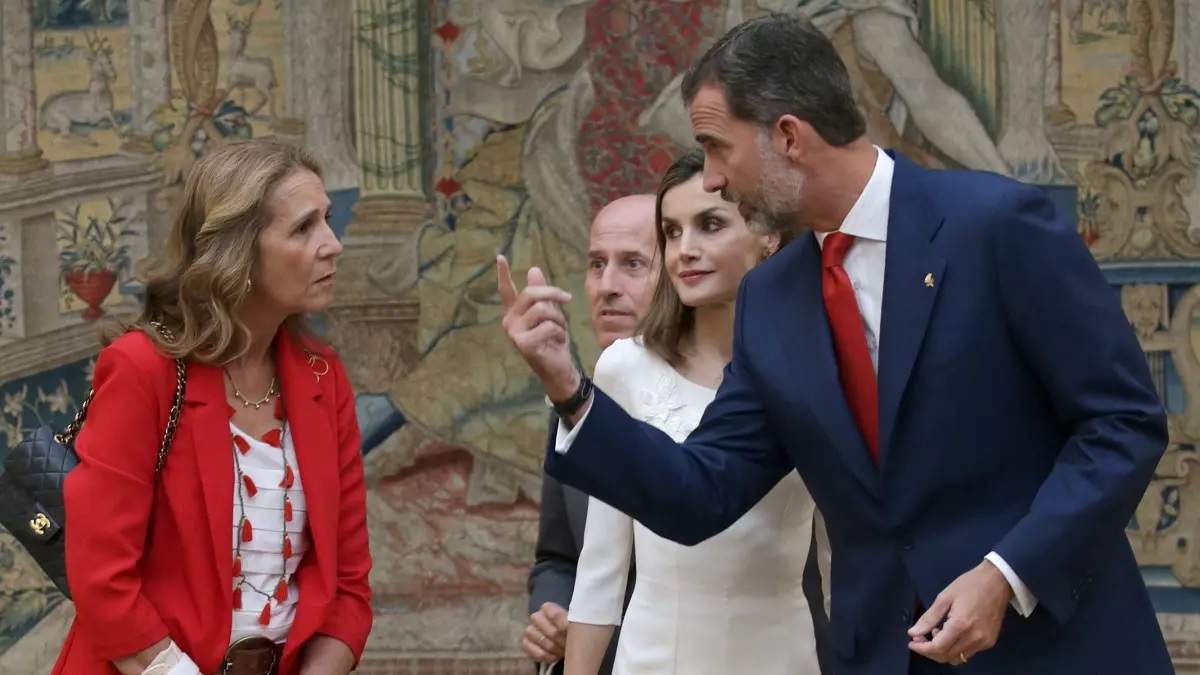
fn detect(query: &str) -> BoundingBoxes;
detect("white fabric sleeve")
[138,641,201,675]
[568,495,635,626]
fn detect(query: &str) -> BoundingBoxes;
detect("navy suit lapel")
[777,234,881,497]
[877,153,945,467]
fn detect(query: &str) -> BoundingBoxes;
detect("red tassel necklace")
[230,396,296,628]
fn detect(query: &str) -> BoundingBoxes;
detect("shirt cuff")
[140,641,201,675]
[985,551,1038,618]
[553,399,594,454]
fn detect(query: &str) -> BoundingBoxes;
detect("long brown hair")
[638,148,791,365]
[637,149,705,365]
[119,140,323,363]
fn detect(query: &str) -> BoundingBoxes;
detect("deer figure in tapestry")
[226,1,278,118]
[39,31,121,143]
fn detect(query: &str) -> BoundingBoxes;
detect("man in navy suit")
[497,13,1171,675]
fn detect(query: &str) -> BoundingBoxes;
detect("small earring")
[245,277,252,293]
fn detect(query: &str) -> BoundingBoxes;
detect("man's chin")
[747,209,792,235]
[595,321,635,346]
[737,200,788,234]
[737,201,757,223]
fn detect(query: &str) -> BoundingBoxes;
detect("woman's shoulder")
[595,336,658,375]
[86,330,181,398]
[102,329,174,371]
[594,337,681,398]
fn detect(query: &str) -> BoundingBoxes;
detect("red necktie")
[821,232,879,463]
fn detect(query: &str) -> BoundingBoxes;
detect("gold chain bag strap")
[0,322,187,597]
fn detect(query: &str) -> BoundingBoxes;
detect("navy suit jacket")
[546,153,1172,674]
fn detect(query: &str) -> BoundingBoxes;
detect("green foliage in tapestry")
[56,200,136,276]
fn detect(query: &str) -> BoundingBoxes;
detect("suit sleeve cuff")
[553,400,593,453]
[986,551,1038,617]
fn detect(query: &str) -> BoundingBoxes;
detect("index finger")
[908,595,950,638]
[909,616,965,661]
[496,255,518,310]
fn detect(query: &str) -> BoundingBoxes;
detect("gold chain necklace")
[225,370,280,409]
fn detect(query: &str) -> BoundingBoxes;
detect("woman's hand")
[112,637,173,675]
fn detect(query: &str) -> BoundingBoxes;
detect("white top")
[140,423,309,675]
[229,421,308,643]
[559,147,1036,619]
[568,338,828,675]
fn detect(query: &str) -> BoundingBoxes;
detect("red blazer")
[53,329,372,674]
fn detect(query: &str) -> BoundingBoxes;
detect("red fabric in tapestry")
[578,0,724,212]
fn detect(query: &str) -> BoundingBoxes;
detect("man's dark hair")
[681,13,866,146]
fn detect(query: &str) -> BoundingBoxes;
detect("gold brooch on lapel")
[304,350,330,383]
[924,272,935,288]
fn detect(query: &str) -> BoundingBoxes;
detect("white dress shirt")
[557,146,1037,618]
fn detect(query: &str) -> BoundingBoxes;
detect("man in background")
[523,194,659,675]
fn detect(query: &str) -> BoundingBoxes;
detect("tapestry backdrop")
[1,1,1199,673]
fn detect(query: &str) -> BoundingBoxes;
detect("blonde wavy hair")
[118,140,323,363]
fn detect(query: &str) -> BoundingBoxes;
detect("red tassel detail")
[241,517,253,542]
[273,398,284,421]
[232,554,242,577]
[232,586,242,609]
[280,464,295,489]
[233,434,251,454]
[241,474,258,497]
[258,602,271,626]
[274,578,288,602]
[284,496,293,522]
[283,535,293,559]
[261,428,282,448]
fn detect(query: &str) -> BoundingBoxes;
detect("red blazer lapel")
[275,330,338,605]
[184,361,236,618]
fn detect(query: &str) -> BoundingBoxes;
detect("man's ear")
[774,114,818,161]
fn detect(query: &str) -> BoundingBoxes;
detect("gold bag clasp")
[29,512,51,536]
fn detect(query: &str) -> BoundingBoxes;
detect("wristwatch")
[545,372,593,418]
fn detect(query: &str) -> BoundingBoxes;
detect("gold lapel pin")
[305,350,330,383]
[924,272,935,288]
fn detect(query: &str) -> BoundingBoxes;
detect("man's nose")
[702,164,726,194]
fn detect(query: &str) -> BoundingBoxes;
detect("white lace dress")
[568,338,829,675]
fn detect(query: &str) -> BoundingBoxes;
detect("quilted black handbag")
[0,324,186,598]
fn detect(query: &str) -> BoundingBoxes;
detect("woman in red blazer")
[54,140,372,675]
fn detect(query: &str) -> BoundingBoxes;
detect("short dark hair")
[681,13,865,146]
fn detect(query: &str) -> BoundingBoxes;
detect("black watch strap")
[550,374,593,418]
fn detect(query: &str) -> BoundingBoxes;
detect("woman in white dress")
[563,149,829,675]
